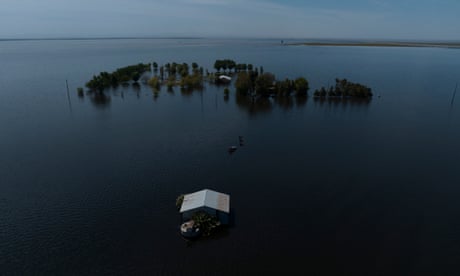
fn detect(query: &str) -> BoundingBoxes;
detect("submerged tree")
[85,63,150,91]
[255,73,275,96]
[235,72,253,94]
[148,76,161,90]
[294,77,309,97]
[314,78,372,98]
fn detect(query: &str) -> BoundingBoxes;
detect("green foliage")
[77,87,84,97]
[180,72,203,90]
[148,76,161,90]
[176,194,184,210]
[314,79,372,98]
[176,63,189,78]
[191,211,221,237]
[84,60,371,105]
[275,78,294,96]
[235,72,252,94]
[167,75,176,89]
[131,72,141,82]
[85,63,150,91]
[214,59,236,72]
[255,73,275,96]
[294,77,309,96]
[236,63,248,72]
[192,62,199,70]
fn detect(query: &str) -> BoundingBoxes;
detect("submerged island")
[81,59,373,104]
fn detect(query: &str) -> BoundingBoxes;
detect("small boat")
[180,220,201,239]
[228,146,237,153]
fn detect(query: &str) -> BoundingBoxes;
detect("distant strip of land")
[288,41,460,49]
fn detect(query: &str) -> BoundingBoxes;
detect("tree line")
[85,63,150,91]
[313,79,373,98]
[148,61,204,91]
[83,60,372,101]
[214,59,262,74]
[235,71,309,97]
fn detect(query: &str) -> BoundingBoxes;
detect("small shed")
[217,75,232,84]
[180,189,230,225]
[218,75,232,81]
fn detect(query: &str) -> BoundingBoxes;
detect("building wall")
[182,207,231,224]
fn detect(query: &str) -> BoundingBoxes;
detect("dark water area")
[1,38,460,275]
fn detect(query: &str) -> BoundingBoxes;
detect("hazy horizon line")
[1,36,459,43]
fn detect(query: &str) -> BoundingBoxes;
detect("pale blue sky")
[1,0,459,40]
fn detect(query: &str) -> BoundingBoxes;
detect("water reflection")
[180,88,193,97]
[132,83,141,98]
[81,83,371,113]
[89,91,111,108]
[313,97,372,107]
[235,93,273,115]
[274,96,294,110]
[295,96,307,107]
[153,90,159,101]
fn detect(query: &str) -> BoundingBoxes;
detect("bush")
[148,76,161,90]
[191,211,221,236]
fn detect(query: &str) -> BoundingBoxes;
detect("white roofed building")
[180,189,230,224]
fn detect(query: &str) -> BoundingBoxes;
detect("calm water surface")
[1,38,460,275]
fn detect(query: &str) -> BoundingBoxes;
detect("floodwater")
[1,38,460,275]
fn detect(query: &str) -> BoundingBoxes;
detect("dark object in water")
[238,136,244,146]
[228,146,237,153]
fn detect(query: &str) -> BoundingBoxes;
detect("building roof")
[180,189,230,213]
[218,75,232,81]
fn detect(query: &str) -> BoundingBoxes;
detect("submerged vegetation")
[82,59,372,110]
[86,63,150,91]
[235,71,310,97]
[191,211,221,237]
[314,78,373,98]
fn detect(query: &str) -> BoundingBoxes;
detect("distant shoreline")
[0,37,204,42]
[288,41,460,49]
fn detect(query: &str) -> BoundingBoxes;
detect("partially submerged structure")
[179,189,230,225]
